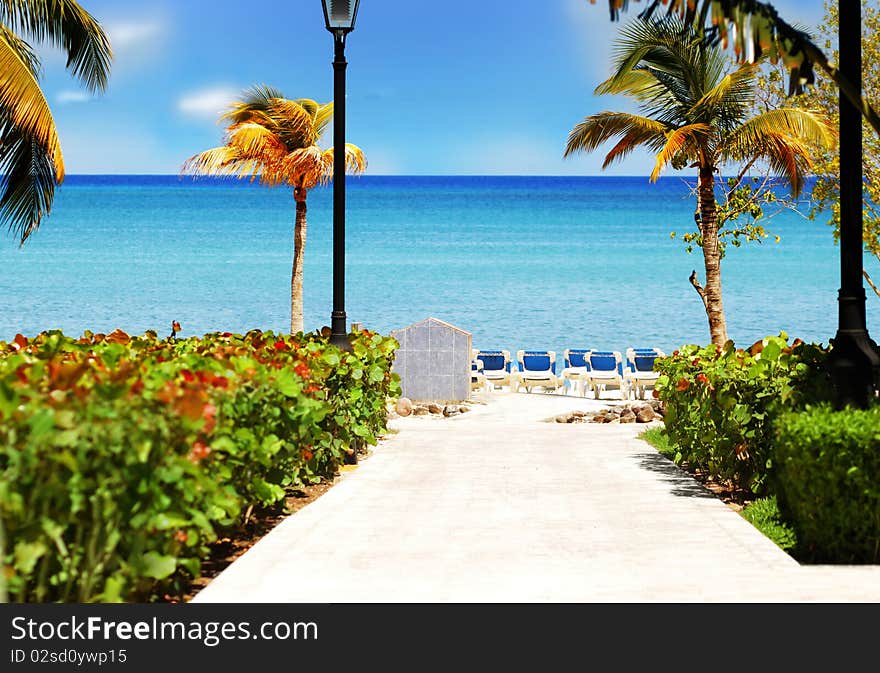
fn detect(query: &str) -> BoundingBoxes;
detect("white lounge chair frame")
[560,348,591,396]
[470,358,487,393]
[623,348,666,400]
[577,351,628,400]
[514,350,562,394]
[473,349,514,391]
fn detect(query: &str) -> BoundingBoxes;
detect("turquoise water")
[1,175,877,362]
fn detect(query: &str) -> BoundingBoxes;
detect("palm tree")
[182,85,366,335]
[565,17,835,345]
[0,0,112,245]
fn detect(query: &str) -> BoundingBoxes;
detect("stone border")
[548,400,665,424]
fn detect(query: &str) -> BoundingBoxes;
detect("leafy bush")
[641,427,799,554]
[740,496,798,553]
[0,328,400,601]
[773,405,880,564]
[653,334,829,493]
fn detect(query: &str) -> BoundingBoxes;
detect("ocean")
[1,175,877,363]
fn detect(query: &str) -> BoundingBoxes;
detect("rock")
[592,414,609,423]
[636,407,656,423]
[570,410,587,418]
[412,407,430,416]
[396,397,413,416]
[427,403,443,414]
[620,411,636,423]
[555,415,570,423]
[443,405,460,417]
[458,405,471,413]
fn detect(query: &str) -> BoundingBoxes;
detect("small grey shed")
[390,317,472,402]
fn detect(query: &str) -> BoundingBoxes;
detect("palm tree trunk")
[290,187,308,334]
[697,165,729,346]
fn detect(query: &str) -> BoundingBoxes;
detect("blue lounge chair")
[473,349,514,391]
[623,348,666,399]
[514,350,562,393]
[561,348,590,395]
[577,350,627,399]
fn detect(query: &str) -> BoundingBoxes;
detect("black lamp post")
[825,0,880,408]
[321,0,360,353]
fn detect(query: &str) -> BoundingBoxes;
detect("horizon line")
[58,173,721,179]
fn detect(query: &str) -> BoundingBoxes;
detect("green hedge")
[740,496,798,553]
[0,328,400,602]
[653,334,829,493]
[773,405,880,564]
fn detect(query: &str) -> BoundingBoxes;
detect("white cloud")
[177,86,240,121]
[105,21,164,52]
[356,147,397,175]
[56,122,175,174]
[459,134,576,176]
[56,90,91,104]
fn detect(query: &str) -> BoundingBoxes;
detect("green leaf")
[49,450,78,471]
[41,518,68,557]
[101,576,125,603]
[275,370,302,397]
[54,410,77,429]
[139,552,177,580]
[53,430,80,448]
[14,541,48,574]
[137,440,152,463]
[177,556,201,578]
[760,339,782,362]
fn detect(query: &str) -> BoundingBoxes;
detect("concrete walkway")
[193,391,880,603]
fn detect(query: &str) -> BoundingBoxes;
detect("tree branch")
[689,270,708,309]
[865,270,880,300]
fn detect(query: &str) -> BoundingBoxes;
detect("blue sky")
[39,0,825,176]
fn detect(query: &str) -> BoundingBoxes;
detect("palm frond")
[605,17,725,110]
[186,84,364,191]
[220,84,285,125]
[344,143,367,173]
[181,146,256,180]
[595,66,659,97]
[650,123,710,181]
[313,102,334,138]
[324,143,368,176]
[0,125,58,244]
[0,23,40,73]
[226,123,286,160]
[0,0,112,92]
[721,122,822,197]
[688,61,757,129]
[760,135,812,196]
[294,98,320,119]
[728,107,837,150]
[269,99,318,147]
[223,108,276,134]
[0,31,63,178]
[565,112,668,158]
[278,146,327,189]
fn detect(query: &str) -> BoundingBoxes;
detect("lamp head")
[322,0,360,34]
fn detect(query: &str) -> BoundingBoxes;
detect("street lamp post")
[826,0,880,408]
[322,0,360,353]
